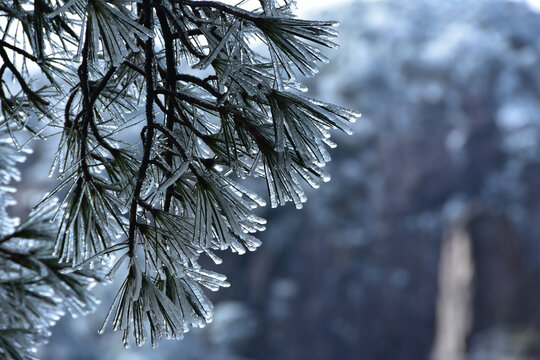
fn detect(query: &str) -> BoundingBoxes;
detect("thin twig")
[0,46,49,106]
[176,0,259,22]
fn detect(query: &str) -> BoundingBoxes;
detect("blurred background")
[29,0,540,358]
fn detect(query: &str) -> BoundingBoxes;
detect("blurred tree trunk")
[432,214,474,360]
[432,207,524,360]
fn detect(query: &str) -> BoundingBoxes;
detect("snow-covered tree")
[0,0,358,358]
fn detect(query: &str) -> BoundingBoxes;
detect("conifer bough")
[0,0,359,357]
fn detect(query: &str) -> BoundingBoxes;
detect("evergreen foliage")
[0,0,358,357]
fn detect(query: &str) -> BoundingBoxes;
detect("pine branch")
[156,4,178,211]
[128,0,156,258]
[0,0,359,352]
[77,26,94,181]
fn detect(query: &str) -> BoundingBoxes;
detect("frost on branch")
[0,0,360,352]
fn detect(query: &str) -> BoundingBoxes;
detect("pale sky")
[297,0,540,15]
[294,0,356,16]
[521,0,540,10]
